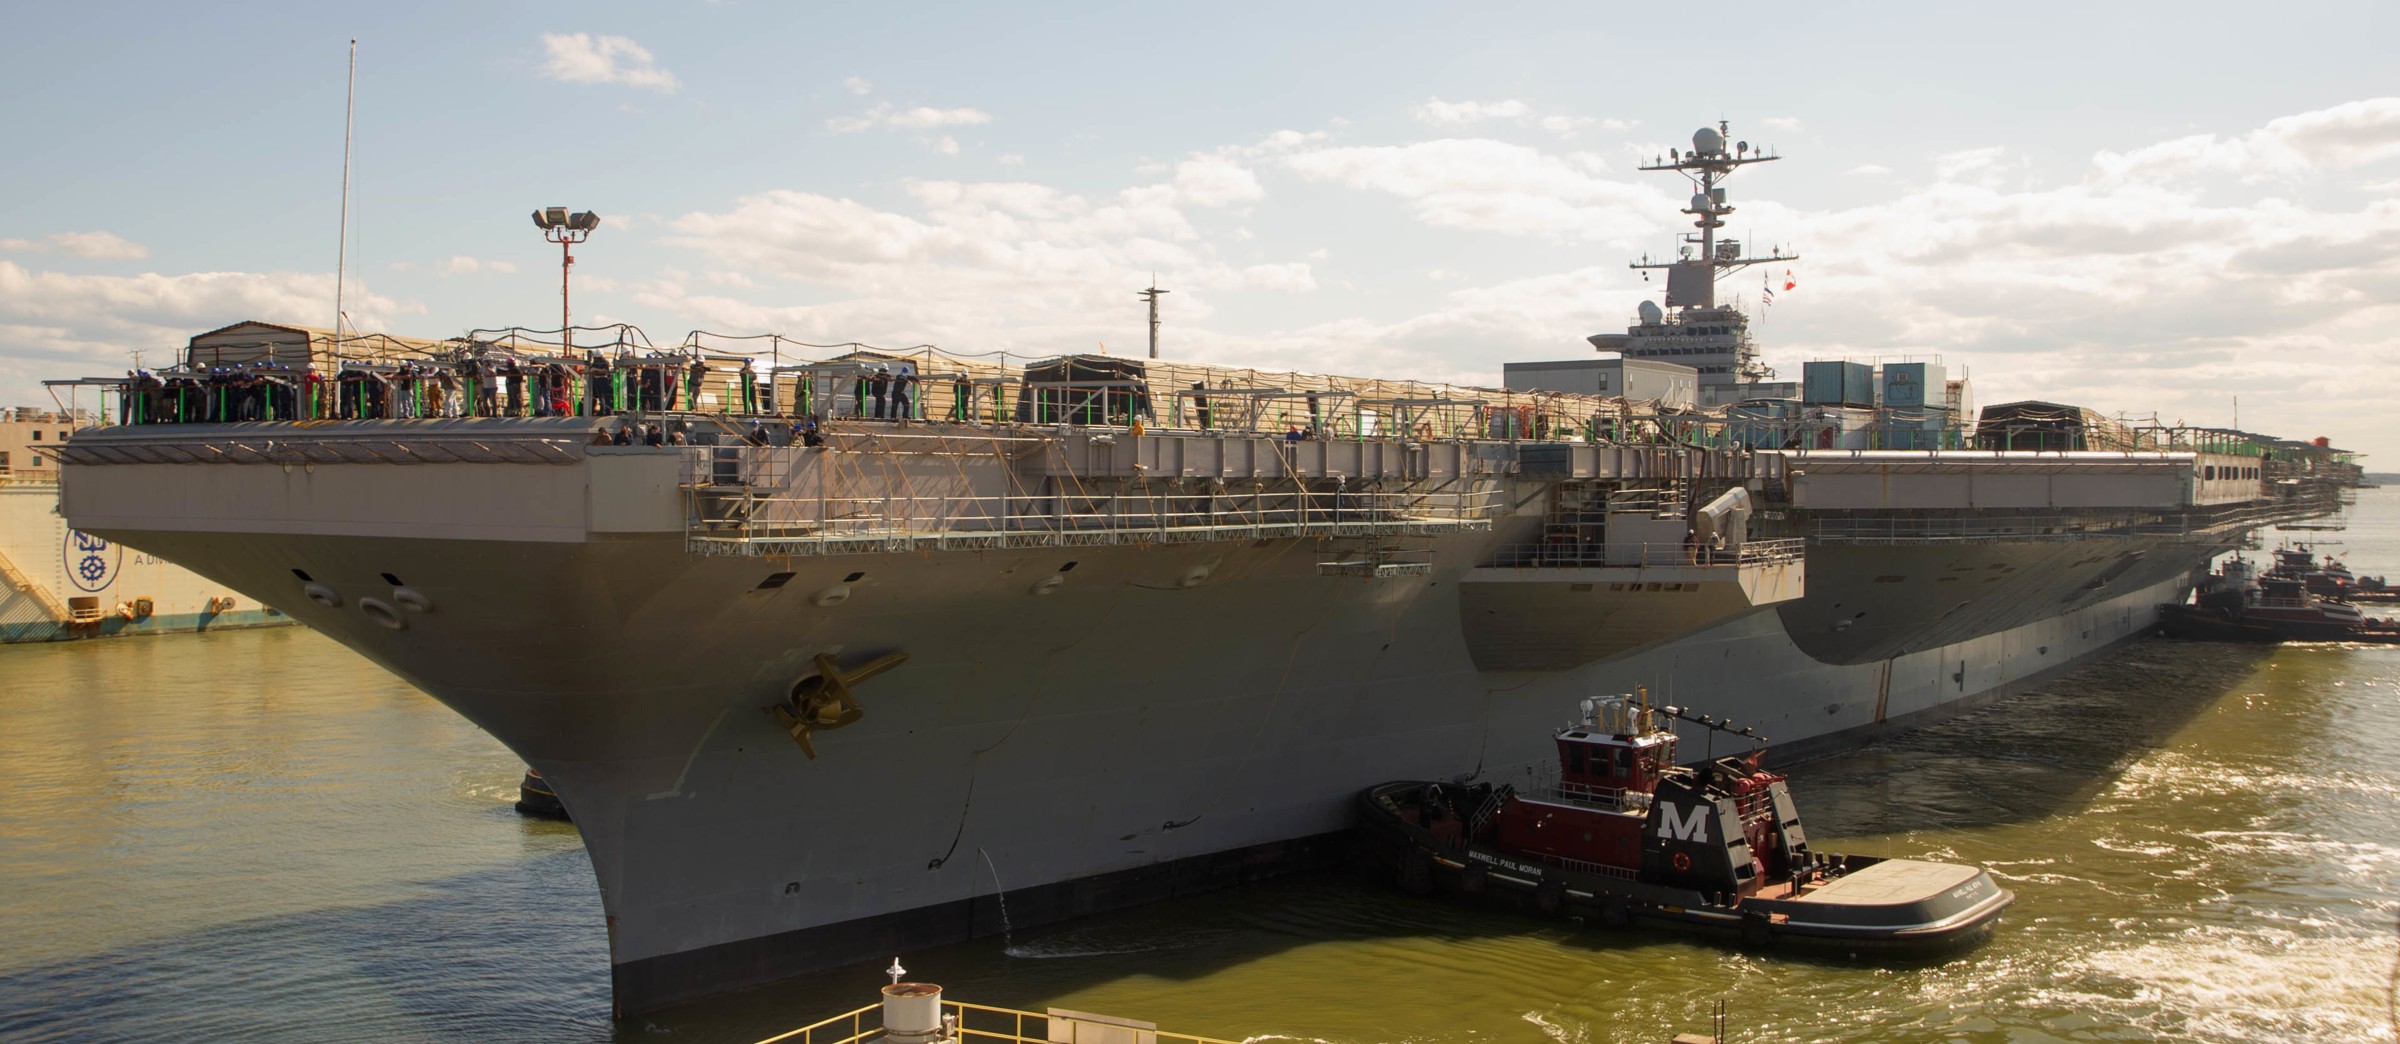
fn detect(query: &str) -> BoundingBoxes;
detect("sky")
[3,1,2397,462]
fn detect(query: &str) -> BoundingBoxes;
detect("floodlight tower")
[531,207,602,350]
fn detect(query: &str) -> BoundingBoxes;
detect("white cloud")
[1413,98,1626,138]
[1411,98,1526,125]
[1416,98,1531,125]
[1240,263,1316,292]
[925,136,960,156]
[1565,151,1611,174]
[645,159,1337,356]
[538,33,681,93]
[2094,97,2400,184]
[0,261,413,400]
[842,76,873,96]
[1244,129,1332,155]
[1169,156,1263,207]
[0,231,150,260]
[828,103,993,135]
[1761,116,1805,133]
[438,256,519,276]
[1933,146,2010,181]
[1284,138,1674,243]
[885,106,992,129]
[997,153,1025,166]
[1845,164,1895,177]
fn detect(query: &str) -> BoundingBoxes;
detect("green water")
[3,490,2396,1042]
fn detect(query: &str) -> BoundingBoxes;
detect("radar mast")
[1630,121,1798,311]
[1598,120,1800,393]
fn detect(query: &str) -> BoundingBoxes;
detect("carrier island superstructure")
[49,124,2359,1016]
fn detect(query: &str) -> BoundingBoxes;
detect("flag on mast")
[1783,269,1796,291]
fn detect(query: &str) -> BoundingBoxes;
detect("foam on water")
[2060,927,2399,1041]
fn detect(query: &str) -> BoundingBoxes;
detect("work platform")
[1774,448,2349,544]
[687,514,1490,558]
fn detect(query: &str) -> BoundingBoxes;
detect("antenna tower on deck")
[1139,277,1169,359]
[334,39,357,339]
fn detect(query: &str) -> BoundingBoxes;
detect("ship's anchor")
[768,651,909,758]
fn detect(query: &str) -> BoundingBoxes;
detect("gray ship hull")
[91,510,2199,1013]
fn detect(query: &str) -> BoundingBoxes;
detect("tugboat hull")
[1358,781,2012,952]
[514,768,571,820]
[2156,603,2400,644]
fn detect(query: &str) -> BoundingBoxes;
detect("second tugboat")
[1358,694,2013,950]
[515,768,571,821]
[2158,556,2400,643]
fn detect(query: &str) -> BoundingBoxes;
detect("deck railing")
[1533,852,1642,883]
[683,445,1501,556]
[1810,501,2345,543]
[1482,536,1806,570]
[1514,770,1656,816]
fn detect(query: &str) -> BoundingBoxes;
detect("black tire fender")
[1741,911,1775,948]
[1460,862,1488,896]
[1398,852,1436,896]
[1600,896,1634,928]
[1535,878,1566,915]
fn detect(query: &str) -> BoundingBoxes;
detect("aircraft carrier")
[48,123,2357,1016]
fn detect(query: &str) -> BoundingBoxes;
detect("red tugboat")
[1358,694,2013,950]
[2266,545,2356,599]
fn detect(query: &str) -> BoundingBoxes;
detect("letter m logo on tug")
[1656,800,1712,843]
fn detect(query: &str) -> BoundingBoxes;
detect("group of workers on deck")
[112,353,1414,440]
[115,352,779,425]
[116,353,1020,429]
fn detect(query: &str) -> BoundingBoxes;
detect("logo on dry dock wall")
[63,530,119,593]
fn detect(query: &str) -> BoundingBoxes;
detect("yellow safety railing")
[754,1002,878,1044]
[753,999,1244,1044]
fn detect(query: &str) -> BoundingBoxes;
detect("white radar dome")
[1638,300,1665,324]
[1690,192,1712,212]
[1693,126,1725,155]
